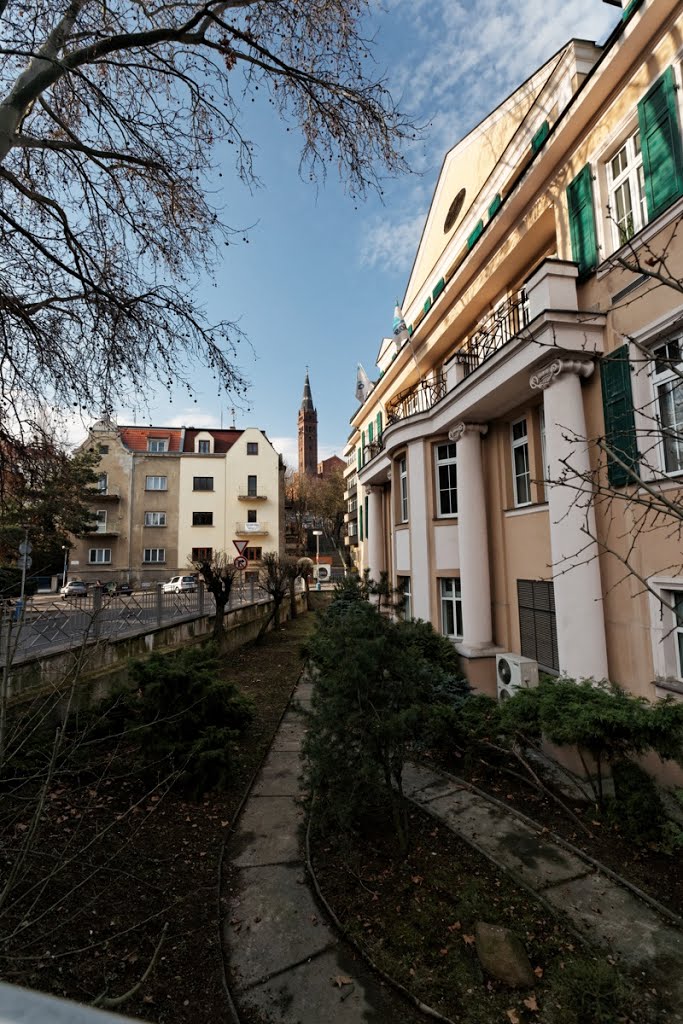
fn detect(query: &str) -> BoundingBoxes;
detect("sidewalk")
[402,762,683,1020]
[223,677,423,1024]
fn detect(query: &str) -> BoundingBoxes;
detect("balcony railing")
[235,521,269,535]
[387,377,446,425]
[459,292,529,377]
[237,487,267,500]
[363,435,385,465]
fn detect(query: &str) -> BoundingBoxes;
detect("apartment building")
[70,420,284,585]
[352,0,683,700]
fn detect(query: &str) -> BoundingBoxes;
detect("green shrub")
[608,761,666,845]
[98,644,254,797]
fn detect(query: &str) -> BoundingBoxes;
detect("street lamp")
[313,530,323,591]
[61,545,69,588]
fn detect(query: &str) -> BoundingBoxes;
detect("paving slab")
[425,791,587,890]
[410,778,468,805]
[239,946,406,1024]
[543,871,683,1014]
[271,718,307,753]
[228,864,335,990]
[400,762,443,796]
[251,750,303,797]
[232,796,304,867]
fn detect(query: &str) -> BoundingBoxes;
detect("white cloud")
[360,211,428,271]
[269,435,298,469]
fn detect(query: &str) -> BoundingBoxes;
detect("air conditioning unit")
[496,653,539,701]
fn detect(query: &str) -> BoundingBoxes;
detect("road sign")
[233,540,248,555]
[17,554,32,570]
[18,540,33,556]
[233,555,248,570]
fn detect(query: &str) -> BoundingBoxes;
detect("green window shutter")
[357,446,362,472]
[531,121,550,154]
[432,277,445,301]
[638,67,683,221]
[622,0,644,22]
[361,430,366,467]
[376,411,383,437]
[600,345,639,487]
[467,220,484,250]
[368,421,374,444]
[364,496,369,539]
[567,164,598,277]
[488,193,502,219]
[423,295,432,315]
[359,505,363,542]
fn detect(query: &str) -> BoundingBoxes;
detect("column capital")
[529,358,594,391]
[448,422,488,443]
[386,469,392,481]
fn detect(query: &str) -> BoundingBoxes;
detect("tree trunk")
[212,596,227,640]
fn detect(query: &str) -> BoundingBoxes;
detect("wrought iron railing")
[460,292,529,376]
[387,377,446,424]
[363,435,385,464]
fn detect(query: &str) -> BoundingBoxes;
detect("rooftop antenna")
[230,407,236,429]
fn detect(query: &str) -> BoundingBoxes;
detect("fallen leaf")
[524,995,539,1011]
[462,934,476,946]
[439,947,449,956]
[447,921,461,932]
[411,875,423,885]
[310,915,319,927]
[534,966,544,978]
[506,1011,520,1024]
[332,975,352,987]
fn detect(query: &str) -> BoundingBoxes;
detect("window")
[672,591,683,680]
[143,548,165,563]
[144,511,166,527]
[399,456,408,523]
[652,338,683,474]
[247,442,259,455]
[191,547,212,562]
[193,476,213,491]
[99,444,109,455]
[192,511,213,526]
[435,443,457,517]
[145,475,167,491]
[247,474,258,497]
[608,129,646,247]
[147,438,167,453]
[97,472,108,493]
[246,547,262,561]
[247,509,257,523]
[89,548,111,564]
[197,439,211,454]
[511,419,531,506]
[538,407,548,498]
[440,578,463,638]
[517,579,559,672]
[95,510,107,533]
[397,576,411,620]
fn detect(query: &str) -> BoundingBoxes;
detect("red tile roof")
[182,429,243,453]
[118,427,184,452]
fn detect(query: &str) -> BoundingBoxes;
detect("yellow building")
[352,0,683,701]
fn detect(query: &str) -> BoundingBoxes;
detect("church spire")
[300,368,315,413]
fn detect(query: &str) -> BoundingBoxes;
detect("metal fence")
[0,579,284,667]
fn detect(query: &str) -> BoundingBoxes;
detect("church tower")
[298,371,318,476]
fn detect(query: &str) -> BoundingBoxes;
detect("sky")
[86,0,621,470]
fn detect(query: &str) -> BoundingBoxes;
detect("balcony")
[386,377,446,425]
[237,488,268,501]
[235,521,269,536]
[88,488,120,501]
[451,292,529,379]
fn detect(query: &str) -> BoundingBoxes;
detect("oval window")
[444,188,466,233]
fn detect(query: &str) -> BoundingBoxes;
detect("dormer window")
[148,438,167,453]
[197,438,211,454]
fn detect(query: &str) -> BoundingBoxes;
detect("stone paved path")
[224,678,423,1024]
[402,762,683,1020]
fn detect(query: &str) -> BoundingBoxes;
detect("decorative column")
[448,422,492,649]
[364,485,386,582]
[530,359,609,680]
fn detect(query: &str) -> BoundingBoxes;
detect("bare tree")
[193,551,239,640]
[257,551,293,638]
[0,2,416,467]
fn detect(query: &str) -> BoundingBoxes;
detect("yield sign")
[233,539,249,555]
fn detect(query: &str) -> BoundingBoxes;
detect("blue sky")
[93,0,620,469]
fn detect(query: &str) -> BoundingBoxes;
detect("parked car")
[60,580,88,598]
[113,582,133,595]
[162,575,197,594]
[99,581,134,596]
